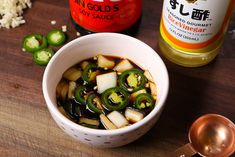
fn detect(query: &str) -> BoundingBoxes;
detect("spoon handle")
[166,143,197,157]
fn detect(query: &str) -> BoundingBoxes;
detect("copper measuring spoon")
[167,114,235,157]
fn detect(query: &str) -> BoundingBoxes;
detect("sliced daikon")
[149,82,157,99]
[68,81,77,99]
[97,55,115,69]
[56,80,66,97]
[96,72,117,94]
[107,111,129,128]
[80,61,89,70]
[63,67,82,81]
[100,114,117,130]
[125,108,144,123]
[113,59,134,72]
[79,117,100,126]
[56,80,69,100]
[144,70,154,82]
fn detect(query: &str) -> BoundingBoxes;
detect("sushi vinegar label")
[160,0,235,49]
[70,0,142,32]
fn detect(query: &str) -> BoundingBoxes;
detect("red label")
[70,0,142,32]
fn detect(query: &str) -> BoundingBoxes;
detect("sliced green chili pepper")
[47,30,66,46]
[22,34,47,53]
[118,69,147,93]
[74,86,89,105]
[82,63,100,85]
[87,93,104,114]
[134,93,155,111]
[33,48,54,66]
[101,87,130,111]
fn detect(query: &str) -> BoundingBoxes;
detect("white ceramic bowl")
[43,33,169,148]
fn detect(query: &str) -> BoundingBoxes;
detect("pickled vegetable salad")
[56,55,157,129]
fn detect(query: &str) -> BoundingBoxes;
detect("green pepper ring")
[22,34,47,53]
[134,93,154,110]
[82,63,98,84]
[87,93,103,114]
[74,86,87,105]
[101,87,130,111]
[47,30,66,46]
[118,69,147,93]
[33,48,54,66]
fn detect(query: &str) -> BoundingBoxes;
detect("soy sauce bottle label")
[70,0,142,32]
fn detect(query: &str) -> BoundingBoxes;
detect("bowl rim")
[42,33,169,136]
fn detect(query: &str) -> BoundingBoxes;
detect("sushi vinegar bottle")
[159,0,235,67]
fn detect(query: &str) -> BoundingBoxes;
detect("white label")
[162,0,230,43]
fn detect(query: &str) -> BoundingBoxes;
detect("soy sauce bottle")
[70,0,142,36]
